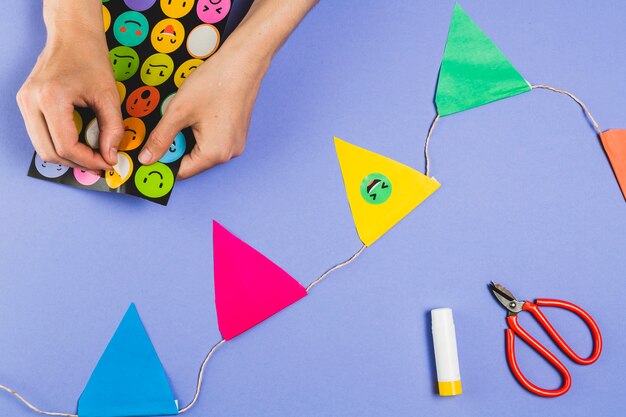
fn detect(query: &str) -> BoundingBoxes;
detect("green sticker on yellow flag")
[435,3,531,116]
[334,137,441,246]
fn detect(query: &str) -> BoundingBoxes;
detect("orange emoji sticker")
[126,86,160,117]
[105,152,134,189]
[119,117,146,151]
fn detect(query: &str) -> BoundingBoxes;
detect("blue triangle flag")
[78,304,179,417]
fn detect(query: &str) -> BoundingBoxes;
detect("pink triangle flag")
[213,221,308,340]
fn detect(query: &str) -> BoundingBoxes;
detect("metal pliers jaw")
[489,281,524,315]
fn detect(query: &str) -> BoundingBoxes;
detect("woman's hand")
[17,0,121,171]
[138,42,268,179]
[138,0,319,179]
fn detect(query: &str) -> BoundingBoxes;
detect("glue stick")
[431,308,462,396]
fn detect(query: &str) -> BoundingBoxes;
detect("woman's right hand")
[17,0,122,171]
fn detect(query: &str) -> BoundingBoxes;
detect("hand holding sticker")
[137,48,262,179]
[17,0,123,171]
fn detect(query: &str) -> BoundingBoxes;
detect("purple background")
[1,1,625,416]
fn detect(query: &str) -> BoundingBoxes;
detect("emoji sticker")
[73,110,83,134]
[135,163,174,198]
[113,11,149,47]
[85,118,100,149]
[74,168,101,186]
[140,53,175,86]
[360,173,392,204]
[124,0,157,11]
[159,132,186,163]
[126,86,160,117]
[103,5,111,32]
[173,59,203,88]
[196,0,231,24]
[160,92,176,115]
[119,117,146,151]
[186,24,220,59]
[109,46,140,81]
[160,0,194,18]
[105,152,134,189]
[116,81,127,104]
[34,154,69,179]
[151,18,185,54]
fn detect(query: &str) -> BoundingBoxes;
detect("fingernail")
[138,149,152,165]
[110,147,118,164]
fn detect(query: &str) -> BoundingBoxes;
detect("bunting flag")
[334,137,441,246]
[600,129,626,199]
[435,3,531,116]
[78,304,178,417]
[213,221,308,341]
[5,4,624,417]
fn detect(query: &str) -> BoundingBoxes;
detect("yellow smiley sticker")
[140,53,175,86]
[115,81,126,104]
[105,152,134,189]
[151,18,185,54]
[119,117,146,151]
[173,59,203,88]
[160,0,193,18]
[73,110,83,134]
[103,5,111,32]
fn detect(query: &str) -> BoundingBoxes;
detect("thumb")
[138,108,188,165]
[92,87,124,166]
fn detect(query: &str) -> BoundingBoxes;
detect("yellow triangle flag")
[334,137,441,246]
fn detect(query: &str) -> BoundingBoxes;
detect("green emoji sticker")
[135,162,174,198]
[109,46,140,81]
[360,173,392,204]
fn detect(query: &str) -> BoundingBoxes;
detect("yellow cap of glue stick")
[431,308,462,396]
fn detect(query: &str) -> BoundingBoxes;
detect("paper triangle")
[435,3,531,116]
[78,304,178,417]
[213,221,308,341]
[334,137,441,246]
[600,129,626,200]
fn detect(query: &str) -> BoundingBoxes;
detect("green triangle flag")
[435,3,531,116]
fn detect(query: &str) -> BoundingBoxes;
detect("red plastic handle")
[506,315,572,397]
[505,299,602,397]
[529,299,602,365]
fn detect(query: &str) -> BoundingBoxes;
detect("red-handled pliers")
[489,282,602,397]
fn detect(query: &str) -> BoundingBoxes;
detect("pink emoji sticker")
[196,0,231,24]
[74,168,101,186]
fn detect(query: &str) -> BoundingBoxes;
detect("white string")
[1,245,368,416]
[179,246,368,414]
[0,340,227,417]
[178,245,368,414]
[6,86,600,417]
[178,339,226,414]
[0,385,77,417]
[531,85,602,135]
[424,114,440,177]
[2,239,360,417]
[306,245,366,292]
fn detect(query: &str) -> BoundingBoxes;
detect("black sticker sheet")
[27,0,233,205]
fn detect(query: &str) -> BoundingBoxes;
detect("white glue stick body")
[431,308,462,396]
